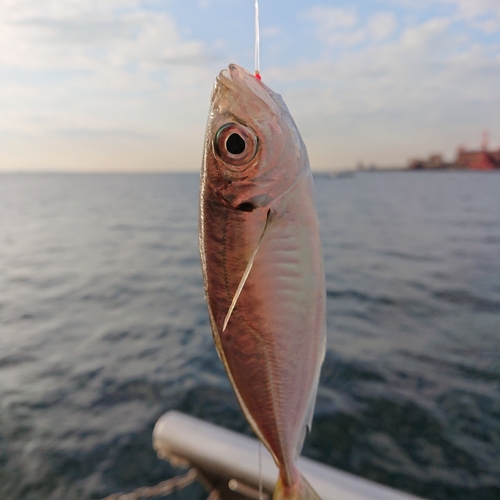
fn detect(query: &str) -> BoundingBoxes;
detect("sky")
[0,0,499,172]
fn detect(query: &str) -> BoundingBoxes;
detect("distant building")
[456,147,500,170]
[408,142,500,171]
[407,153,452,170]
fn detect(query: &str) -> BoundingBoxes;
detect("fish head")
[203,63,309,211]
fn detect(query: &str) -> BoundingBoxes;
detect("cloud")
[1,1,498,171]
[400,17,452,49]
[307,6,359,43]
[266,14,500,168]
[56,128,157,140]
[308,6,358,30]
[0,0,220,171]
[0,1,219,118]
[274,16,494,113]
[156,42,221,66]
[0,1,216,78]
[262,26,282,38]
[307,7,397,46]
[389,0,500,23]
[472,18,500,34]
[442,0,500,19]
[368,13,397,41]
[444,0,500,33]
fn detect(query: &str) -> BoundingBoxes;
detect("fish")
[199,64,326,500]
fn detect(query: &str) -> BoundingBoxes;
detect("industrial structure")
[408,133,500,170]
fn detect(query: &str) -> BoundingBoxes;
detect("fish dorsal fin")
[222,209,271,332]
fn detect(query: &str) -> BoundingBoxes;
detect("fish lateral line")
[222,209,272,332]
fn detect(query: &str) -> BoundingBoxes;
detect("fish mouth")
[217,68,233,87]
[215,67,238,102]
[216,64,243,91]
[216,64,278,112]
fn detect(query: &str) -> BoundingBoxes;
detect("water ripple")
[0,172,499,500]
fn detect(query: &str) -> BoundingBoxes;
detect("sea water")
[0,171,499,500]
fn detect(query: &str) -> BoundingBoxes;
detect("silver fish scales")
[199,64,326,500]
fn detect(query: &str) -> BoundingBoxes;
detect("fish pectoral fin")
[222,243,259,332]
[222,209,272,332]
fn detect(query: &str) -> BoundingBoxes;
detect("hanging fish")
[199,64,326,500]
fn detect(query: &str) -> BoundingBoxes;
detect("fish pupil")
[226,133,246,155]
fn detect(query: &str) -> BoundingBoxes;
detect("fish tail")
[273,472,322,500]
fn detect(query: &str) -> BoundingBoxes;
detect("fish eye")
[214,123,257,167]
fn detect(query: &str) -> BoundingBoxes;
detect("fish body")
[199,64,326,500]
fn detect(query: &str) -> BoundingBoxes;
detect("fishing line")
[258,440,263,500]
[254,0,261,80]
[254,4,263,493]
